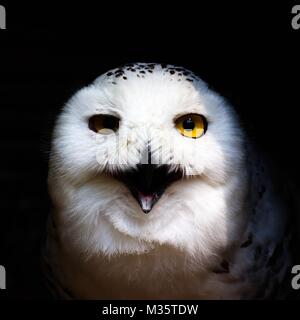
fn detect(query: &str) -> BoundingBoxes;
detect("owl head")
[49,63,247,259]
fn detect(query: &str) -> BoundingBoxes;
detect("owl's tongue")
[137,191,160,214]
[115,164,182,215]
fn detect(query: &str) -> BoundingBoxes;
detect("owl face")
[49,63,246,256]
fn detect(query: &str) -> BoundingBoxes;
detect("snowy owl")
[43,63,293,299]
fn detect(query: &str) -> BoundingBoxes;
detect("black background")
[0,2,299,301]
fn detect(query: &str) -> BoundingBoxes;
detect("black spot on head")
[170,70,175,75]
[186,78,194,82]
[140,70,145,74]
[107,72,113,76]
[123,76,127,80]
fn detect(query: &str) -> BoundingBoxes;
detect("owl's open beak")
[115,164,182,214]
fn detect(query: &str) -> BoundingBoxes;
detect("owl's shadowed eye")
[175,114,207,139]
[89,115,120,134]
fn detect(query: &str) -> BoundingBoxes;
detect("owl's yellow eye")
[89,115,120,134]
[175,114,207,139]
